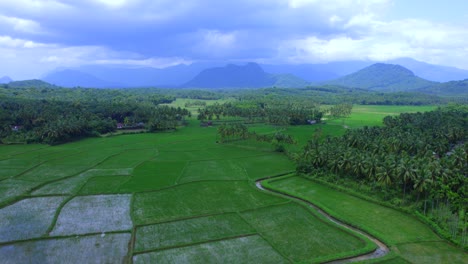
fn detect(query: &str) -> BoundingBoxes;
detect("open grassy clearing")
[265,176,467,263]
[326,105,437,129]
[0,233,131,264]
[133,235,288,264]
[0,197,66,243]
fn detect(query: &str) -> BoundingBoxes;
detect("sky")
[1,0,467,80]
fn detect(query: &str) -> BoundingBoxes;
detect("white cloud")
[0,35,192,79]
[0,15,44,34]
[192,30,238,58]
[279,16,468,70]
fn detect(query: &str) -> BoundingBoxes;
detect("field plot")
[79,176,130,195]
[268,176,439,244]
[241,203,367,262]
[396,241,468,263]
[0,179,41,205]
[178,159,247,183]
[133,181,286,225]
[119,160,186,192]
[51,194,132,236]
[133,235,287,264]
[0,197,66,243]
[18,150,117,182]
[0,233,131,264]
[135,213,255,252]
[93,148,157,169]
[327,105,437,128]
[238,154,295,179]
[266,176,467,263]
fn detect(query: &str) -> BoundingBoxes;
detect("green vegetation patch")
[0,197,66,243]
[18,150,117,182]
[179,159,247,183]
[133,181,286,225]
[238,154,294,180]
[241,203,366,262]
[51,194,132,236]
[79,176,130,195]
[0,233,131,263]
[267,176,440,244]
[135,213,255,252]
[327,105,437,128]
[396,241,468,264]
[118,161,186,192]
[133,235,287,264]
[31,174,89,196]
[94,148,157,169]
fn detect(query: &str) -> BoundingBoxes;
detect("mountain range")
[5,63,467,96]
[38,58,468,89]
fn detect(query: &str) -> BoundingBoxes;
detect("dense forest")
[0,84,190,144]
[297,105,467,244]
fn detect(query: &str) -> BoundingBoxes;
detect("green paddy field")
[0,104,465,263]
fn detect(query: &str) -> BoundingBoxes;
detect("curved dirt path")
[255,179,389,263]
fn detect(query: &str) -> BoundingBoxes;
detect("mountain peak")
[182,63,309,88]
[0,76,12,84]
[325,63,435,92]
[183,63,270,88]
[367,63,415,76]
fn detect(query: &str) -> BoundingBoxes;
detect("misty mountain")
[387,58,468,82]
[76,63,223,87]
[43,69,122,88]
[0,76,12,84]
[40,57,468,89]
[324,63,436,92]
[182,62,310,88]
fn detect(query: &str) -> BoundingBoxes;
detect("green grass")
[134,213,255,252]
[0,104,461,263]
[241,203,368,262]
[133,235,288,264]
[179,159,248,183]
[327,105,437,129]
[118,161,185,192]
[267,176,439,244]
[266,176,466,263]
[133,181,287,225]
[79,176,130,195]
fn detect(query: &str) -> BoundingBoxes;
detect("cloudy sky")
[1,0,467,79]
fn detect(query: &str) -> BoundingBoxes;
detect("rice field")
[0,105,464,263]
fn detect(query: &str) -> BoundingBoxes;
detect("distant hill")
[418,79,468,97]
[7,79,57,89]
[182,62,310,88]
[42,69,122,88]
[0,76,12,84]
[387,58,468,82]
[324,63,436,92]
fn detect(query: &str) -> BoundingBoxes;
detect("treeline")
[1,96,189,145]
[297,105,467,244]
[198,101,323,126]
[232,86,447,105]
[217,123,295,152]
